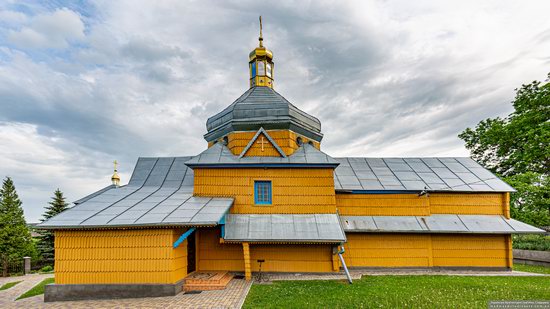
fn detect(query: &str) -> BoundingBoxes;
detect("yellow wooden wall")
[194,168,336,214]
[430,193,509,216]
[225,129,320,156]
[54,229,188,284]
[337,194,430,216]
[345,233,510,268]
[196,228,333,272]
[336,193,508,217]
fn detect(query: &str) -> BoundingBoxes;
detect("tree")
[0,177,33,276]
[459,74,550,176]
[37,189,69,266]
[459,73,550,228]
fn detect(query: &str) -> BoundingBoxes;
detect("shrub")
[40,265,53,273]
[513,234,550,251]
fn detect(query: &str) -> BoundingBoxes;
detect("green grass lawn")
[16,277,54,300]
[243,276,550,308]
[514,263,550,275]
[0,281,21,291]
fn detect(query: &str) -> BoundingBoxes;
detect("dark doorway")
[187,231,197,273]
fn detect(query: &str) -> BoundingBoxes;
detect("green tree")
[0,177,33,276]
[459,73,550,228]
[37,189,69,266]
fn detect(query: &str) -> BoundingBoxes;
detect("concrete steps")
[184,271,233,291]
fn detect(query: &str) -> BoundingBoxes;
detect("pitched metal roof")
[224,214,346,243]
[340,215,544,234]
[334,157,514,192]
[73,184,116,205]
[38,157,233,229]
[204,86,323,142]
[185,143,339,168]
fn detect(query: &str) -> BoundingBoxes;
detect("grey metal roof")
[185,142,339,168]
[340,215,544,234]
[38,156,234,229]
[204,86,323,142]
[334,157,514,192]
[73,184,116,205]
[224,214,346,243]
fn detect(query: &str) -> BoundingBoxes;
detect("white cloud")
[0,1,549,221]
[7,8,84,49]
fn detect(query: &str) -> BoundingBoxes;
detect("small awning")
[340,215,544,234]
[224,214,346,243]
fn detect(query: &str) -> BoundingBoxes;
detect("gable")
[239,128,287,158]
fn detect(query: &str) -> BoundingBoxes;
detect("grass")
[243,276,550,308]
[514,263,550,275]
[15,277,54,300]
[0,281,22,291]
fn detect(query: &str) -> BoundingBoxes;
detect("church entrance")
[187,231,197,273]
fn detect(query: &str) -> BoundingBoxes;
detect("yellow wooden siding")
[197,228,244,271]
[345,234,431,267]
[336,193,507,216]
[431,234,508,267]
[430,193,506,215]
[54,229,187,284]
[225,129,320,156]
[336,194,430,216]
[194,168,337,214]
[197,228,333,273]
[345,233,509,268]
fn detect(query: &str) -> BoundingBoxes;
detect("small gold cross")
[113,160,118,171]
[259,136,266,152]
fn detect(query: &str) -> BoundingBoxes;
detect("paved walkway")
[1,275,251,309]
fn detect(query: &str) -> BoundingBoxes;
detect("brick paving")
[1,275,251,309]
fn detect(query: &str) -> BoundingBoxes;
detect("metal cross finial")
[113,160,118,172]
[259,16,263,47]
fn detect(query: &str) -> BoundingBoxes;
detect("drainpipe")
[337,244,352,284]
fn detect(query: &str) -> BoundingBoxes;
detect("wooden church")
[38,20,543,301]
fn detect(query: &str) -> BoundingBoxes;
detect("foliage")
[0,280,21,291]
[243,276,550,308]
[0,177,34,277]
[506,173,550,227]
[514,263,550,275]
[458,74,550,176]
[459,74,550,228]
[36,189,69,266]
[16,277,54,300]
[513,234,550,251]
[40,265,53,273]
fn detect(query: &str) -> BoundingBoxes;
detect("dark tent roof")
[204,86,323,142]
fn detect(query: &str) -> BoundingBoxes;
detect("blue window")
[251,62,256,77]
[254,181,272,205]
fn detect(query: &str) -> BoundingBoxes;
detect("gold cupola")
[249,16,274,88]
[111,160,121,187]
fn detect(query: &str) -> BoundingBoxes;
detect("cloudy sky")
[0,0,549,222]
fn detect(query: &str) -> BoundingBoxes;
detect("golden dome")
[111,160,121,186]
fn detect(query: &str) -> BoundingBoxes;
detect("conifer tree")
[0,177,32,277]
[37,189,69,266]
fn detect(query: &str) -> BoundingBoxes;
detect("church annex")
[38,20,543,302]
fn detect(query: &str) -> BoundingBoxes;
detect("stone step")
[184,271,233,291]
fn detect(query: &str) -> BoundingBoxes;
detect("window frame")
[254,180,272,205]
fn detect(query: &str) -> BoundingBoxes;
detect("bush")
[40,265,53,273]
[513,234,550,251]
